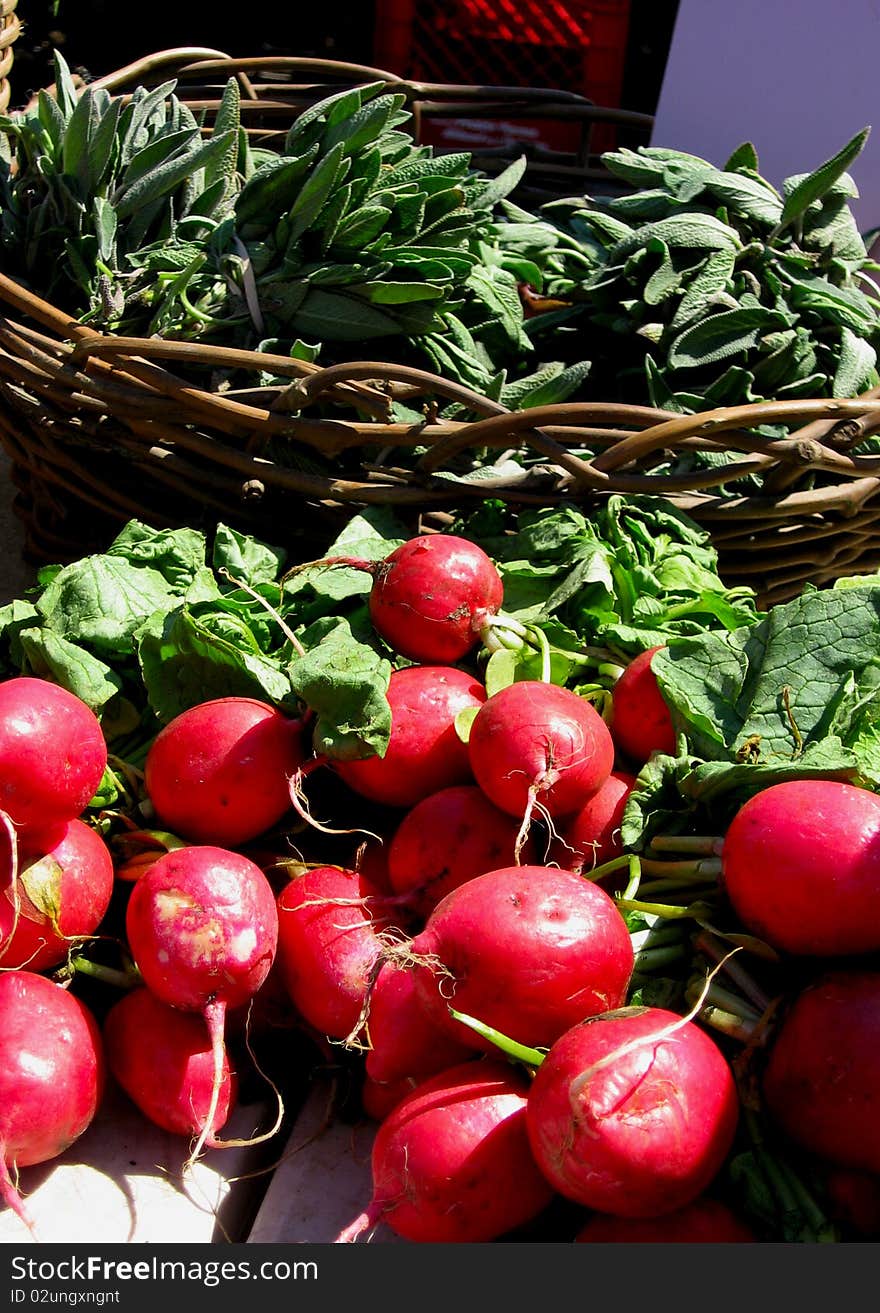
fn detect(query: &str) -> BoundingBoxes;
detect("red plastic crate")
[373,0,631,156]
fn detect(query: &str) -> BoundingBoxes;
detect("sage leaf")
[703,171,783,226]
[668,247,737,331]
[724,142,759,173]
[668,306,791,370]
[776,127,871,233]
[114,130,236,221]
[608,213,742,263]
[832,325,877,398]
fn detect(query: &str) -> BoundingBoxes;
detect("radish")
[0,818,114,971]
[0,971,105,1233]
[104,987,238,1144]
[720,779,880,955]
[124,843,278,1165]
[408,864,634,1052]
[360,1073,418,1123]
[574,1196,757,1242]
[295,534,505,664]
[762,969,880,1174]
[334,665,486,809]
[466,680,614,854]
[610,646,677,765]
[824,1168,880,1239]
[0,676,107,848]
[336,1059,555,1242]
[275,864,399,1041]
[526,1006,739,1217]
[550,770,637,877]
[386,784,528,920]
[144,696,305,848]
[364,961,477,1086]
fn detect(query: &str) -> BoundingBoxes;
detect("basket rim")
[2,263,880,516]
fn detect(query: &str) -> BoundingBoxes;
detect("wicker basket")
[3,49,880,609]
[0,0,19,113]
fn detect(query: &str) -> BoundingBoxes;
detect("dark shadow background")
[8,0,679,113]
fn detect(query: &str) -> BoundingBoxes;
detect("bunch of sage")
[527,129,880,412]
[0,53,592,414]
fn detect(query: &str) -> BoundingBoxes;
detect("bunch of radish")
[8,524,880,1246]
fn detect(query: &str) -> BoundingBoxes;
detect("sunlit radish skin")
[125,845,279,1013]
[368,535,504,664]
[337,1060,555,1243]
[609,646,677,766]
[550,770,637,876]
[276,865,396,1040]
[0,819,114,971]
[526,1007,739,1217]
[0,971,105,1231]
[410,864,634,1052]
[365,961,476,1086]
[124,844,278,1166]
[721,779,880,955]
[386,785,527,919]
[335,666,486,809]
[0,676,107,848]
[467,680,615,826]
[104,987,237,1144]
[144,696,305,847]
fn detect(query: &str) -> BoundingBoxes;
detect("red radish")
[824,1168,880,1239]
[574,1196,757,1242]
[335,665,486,809]
[365,961,476,1086]
[0,819,114,971]
[276,865,399,1040]
[466,680,614,851]
[369,535,504,663]
[610,646,676,765]
[301,534,504,664]
[721,779,880,955]
[0,971,104,1232]
[350,832,395,895]
[409,864,634,1052]
[526,1006,739,1217]
[361,1073,418,1123]
[125,844,278,1165]
[762,969,880,1173]
[144,696,305,848]
[386,785,528,920]
[336,1059,555,1242]
[550,770,637,877]
[104,987,238,1144]
[0,676,107,848]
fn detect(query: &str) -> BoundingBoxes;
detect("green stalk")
[68,955,142,991]
[616,895,714,921]
[693,929,774,1014]
[632,943,688,973]
[648,834,725,857]
[448,1009,546,1069]
[638,856,722,880]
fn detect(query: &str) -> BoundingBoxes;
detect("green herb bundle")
[0,53,589,409]
[530,130,880,411]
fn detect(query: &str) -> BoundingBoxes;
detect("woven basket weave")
[0,0,19,113]
[3,49,880,609]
